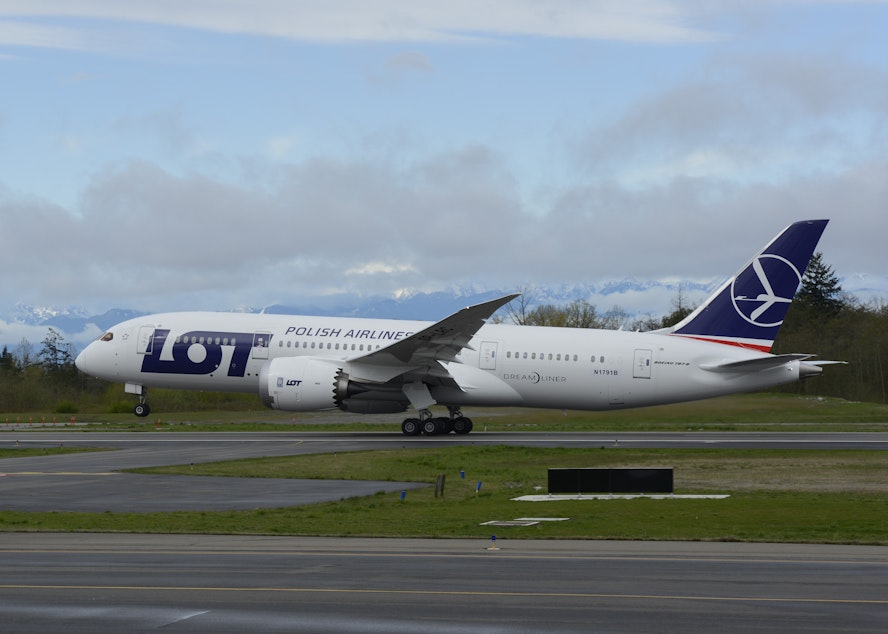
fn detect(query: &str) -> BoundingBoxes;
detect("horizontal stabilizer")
[802,360,848,367]
[701,353,814,373]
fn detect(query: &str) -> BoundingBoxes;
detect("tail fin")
[665,219,829,352]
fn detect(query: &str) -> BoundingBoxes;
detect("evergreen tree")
[0,345,17,375]
[39,328,76,376]
[796,252,844,314]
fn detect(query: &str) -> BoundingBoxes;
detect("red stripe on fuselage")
[668,334,772,353]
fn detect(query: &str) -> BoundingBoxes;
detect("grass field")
[1,394,886,544]
[3,393,888,432]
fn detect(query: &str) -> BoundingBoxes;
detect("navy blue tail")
[669,219,829,352]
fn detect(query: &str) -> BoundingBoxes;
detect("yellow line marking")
[0,472,119,476]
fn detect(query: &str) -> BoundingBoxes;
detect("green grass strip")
[1,446,885,544]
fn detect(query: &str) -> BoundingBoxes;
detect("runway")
[1,430,886,631]
[1,533,885,632]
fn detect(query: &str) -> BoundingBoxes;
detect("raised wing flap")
[701,353,814,373]
[347,294,518,383]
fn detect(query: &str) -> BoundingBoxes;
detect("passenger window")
[600,356,605,363]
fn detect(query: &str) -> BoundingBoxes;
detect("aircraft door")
[633,349,652,379]
[252,332,272,360]
[480,341,499,370]
[137,326,155,355]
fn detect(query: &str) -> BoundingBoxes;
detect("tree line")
[0,254,879,414]
[0,328,90,414]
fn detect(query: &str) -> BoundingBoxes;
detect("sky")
[1,1,887,327]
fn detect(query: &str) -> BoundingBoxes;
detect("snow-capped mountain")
[2,275,886,354]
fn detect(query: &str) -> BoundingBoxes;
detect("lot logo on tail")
[731,254,802,327]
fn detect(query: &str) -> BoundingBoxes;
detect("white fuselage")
[76,312,803,412]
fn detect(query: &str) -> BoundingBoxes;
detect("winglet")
[666,220,828,352]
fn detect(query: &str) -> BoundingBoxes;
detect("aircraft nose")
[75,343,99,375]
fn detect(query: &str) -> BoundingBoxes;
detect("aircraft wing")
[345,294,518,383]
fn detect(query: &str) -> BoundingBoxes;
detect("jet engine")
[258,357,407,414]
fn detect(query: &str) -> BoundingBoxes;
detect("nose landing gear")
[132,388,151,418]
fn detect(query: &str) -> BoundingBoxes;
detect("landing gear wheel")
[401,418,422,436]
[447,406,473,436]
[134,402,151,418]
[421,418,439,435]
[452,417,473,435]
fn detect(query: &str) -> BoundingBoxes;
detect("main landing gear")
[400,407,474,436]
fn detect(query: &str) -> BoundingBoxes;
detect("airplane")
[75,219,842,436]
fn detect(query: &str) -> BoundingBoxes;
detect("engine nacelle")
[259,356,341,411]
[259,356,410,414]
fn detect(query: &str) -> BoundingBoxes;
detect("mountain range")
[3,274,886,354]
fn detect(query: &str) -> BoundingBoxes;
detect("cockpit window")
[99,332,114,342]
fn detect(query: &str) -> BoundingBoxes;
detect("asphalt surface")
[1,534,885,633]
[0,429,886,632]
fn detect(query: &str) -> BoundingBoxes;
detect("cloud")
[114,106,198,158]
[0,1,719,51]
[573,49,888,188]
[346,261,419,276]
[2,139,885,315]
[366,51,435,87]
[0,18,97,51]
[1,2,885,316]
[386,51,433,73]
